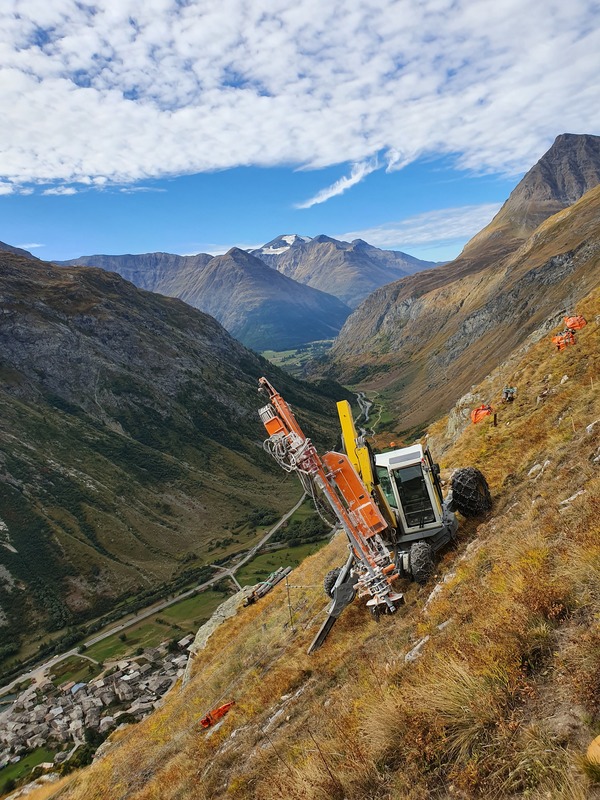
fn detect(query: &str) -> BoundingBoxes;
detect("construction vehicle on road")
[257,377,492,651]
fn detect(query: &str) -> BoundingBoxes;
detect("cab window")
[376,466,397,509]
[392,464,436,528]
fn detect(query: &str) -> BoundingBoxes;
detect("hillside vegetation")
[34,288,600,800]
[0,252,347,672]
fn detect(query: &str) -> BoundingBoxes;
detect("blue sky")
[1,0,599,263]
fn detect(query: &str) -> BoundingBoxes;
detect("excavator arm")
[258,378,403,650]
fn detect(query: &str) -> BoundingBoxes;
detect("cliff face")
[0,251,342,657]
[329,135,600,429]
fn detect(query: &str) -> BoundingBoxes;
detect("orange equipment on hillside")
[471,404,493,424]
[552,330,576,351]
[564,315,587,330]
[200,701,235,728]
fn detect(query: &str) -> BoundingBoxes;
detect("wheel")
[409,541,434,584]
[451,467,492,517]
[323,567,342,598]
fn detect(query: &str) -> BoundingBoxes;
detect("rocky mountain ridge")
[61,235,436,349]
[252,233,435,307]
[328,133,600,429]
[61,248,350,351]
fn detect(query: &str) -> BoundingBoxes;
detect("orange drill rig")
[258,377,403,651]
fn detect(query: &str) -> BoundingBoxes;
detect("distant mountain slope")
[252,234,435,307]
[63,251,214,294]
[172,248,350,349]
[0,241,39,260]
[329,134,600,429]
[61,248,350,350]
[0,250,344,660]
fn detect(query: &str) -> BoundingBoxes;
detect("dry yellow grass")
[23,288,600,800]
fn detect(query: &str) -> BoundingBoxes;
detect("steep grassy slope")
[330,179,600,431]
[0,252,346,667]
[43,289,600,800]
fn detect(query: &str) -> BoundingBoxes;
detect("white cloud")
[295,160,378,208]
[118,186,167,193]
[337,203,503,250]
[16,242,45,249]
[41,186,78,195]
[182,242,265,256]
[0,0,598,195]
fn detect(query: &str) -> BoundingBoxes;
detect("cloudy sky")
[1,0,599,260]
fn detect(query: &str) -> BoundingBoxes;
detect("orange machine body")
[258,377,400,609]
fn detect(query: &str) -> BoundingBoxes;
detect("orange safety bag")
[564,315,587,330]
[471,405,493,424]
[200,701,235,728]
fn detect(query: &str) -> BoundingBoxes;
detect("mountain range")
[60,238,434,350]
[251,233,435,307]
[327,133,600,430]
[3,130,600,667]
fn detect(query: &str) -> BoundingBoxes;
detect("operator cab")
[375,444,443,537]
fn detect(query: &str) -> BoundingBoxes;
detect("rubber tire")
[323,567,342,598]
[451,467,492,517]
[409,541,434,585]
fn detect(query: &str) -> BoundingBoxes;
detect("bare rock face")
[253,234,436,308]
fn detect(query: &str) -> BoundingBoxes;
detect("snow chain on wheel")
[409,541,434,585]
[451,467,492,517]
[323,567,342,598]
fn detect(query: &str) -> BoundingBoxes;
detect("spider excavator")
[257,377,491,652]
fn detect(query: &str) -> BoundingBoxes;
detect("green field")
[235,541,328,586]
[49,655,103,686]
[83,589,227,663]
[0,748,55,793]
[286,497,319,524]
[261,340,333,377]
